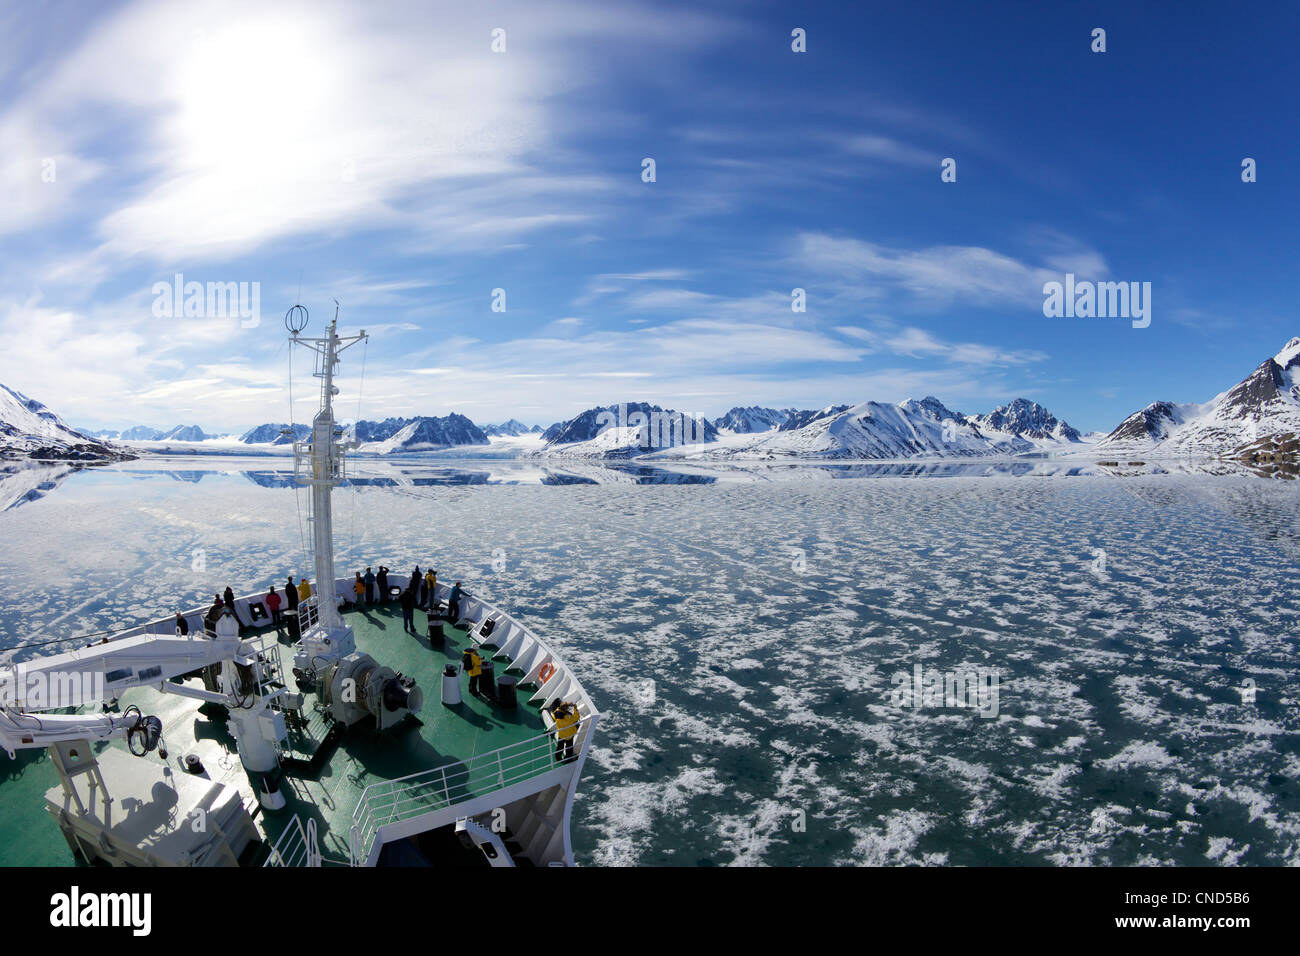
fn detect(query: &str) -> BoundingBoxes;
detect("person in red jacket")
[265,585,283,627]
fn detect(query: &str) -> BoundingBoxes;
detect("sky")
[0,0,1296,435]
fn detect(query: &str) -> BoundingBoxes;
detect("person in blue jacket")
[448,582,464,623]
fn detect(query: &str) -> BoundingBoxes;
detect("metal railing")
[348,717,591,866]
[264,814,320,867]
[294,597,320,631]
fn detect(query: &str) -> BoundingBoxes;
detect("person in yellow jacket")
[353,572,366,606]
[297,578,312,602]
[552,701,579,764]
[423,569,437,611]
[463,646,483,696]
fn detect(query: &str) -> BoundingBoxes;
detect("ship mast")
[287,303,367,635]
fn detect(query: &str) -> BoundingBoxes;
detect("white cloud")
[1,0,736,264]
[625,288,717,311]
[796,232,1060,307]
[837,133,937,167]
[879,327,1047,366]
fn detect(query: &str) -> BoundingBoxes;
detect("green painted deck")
[0,602,549,866]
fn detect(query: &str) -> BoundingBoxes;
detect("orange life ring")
[538,662,556,684]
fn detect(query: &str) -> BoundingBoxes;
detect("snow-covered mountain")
[1099,337,1300,455]
[539,402,720,458]
[966,398,1084,447]
[160,424,212,442]
[120,425,166,441]
[540,410,602,443]
[535,396,1085,461]
[712,406,798,434]
[481,419,538,437]
[716,397,991,459]
[1102,401,1192,445]
[779,404,851,432]
[660,395,1084,461]
[0,384,131,460]
[235,416,492,454]
[92,424,225,443]
[354,414,489,454]
[240,423,311,445]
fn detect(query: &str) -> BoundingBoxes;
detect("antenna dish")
[285,304,309,335]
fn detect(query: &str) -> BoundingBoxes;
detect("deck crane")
[0,611,297,865]
[1,610,292,809]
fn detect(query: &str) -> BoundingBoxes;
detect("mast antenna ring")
[285,304,309,335]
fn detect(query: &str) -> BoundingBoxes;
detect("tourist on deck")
[463,645,483,696]
[223,586,236,614]
[552,701,580,764]
[204,595,224,633]
[423,568,436,611]
[448,582,464,623]
[285,575,300,638]
[400,583,416,633]
[354,572,366,607]
[266,585,283,626]
[364,566,376,603]
[410,565,422,605]
[298,577,312,602]
[175,611,189,637]
[376,565,389,601]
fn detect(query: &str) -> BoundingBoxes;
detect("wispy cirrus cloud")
[794,231,1080,308]
[835,133,938,167]
[837,325,1047,366]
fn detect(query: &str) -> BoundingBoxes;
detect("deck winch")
[321,652,423,731]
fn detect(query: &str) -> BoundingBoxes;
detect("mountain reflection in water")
[1,454,1296,514]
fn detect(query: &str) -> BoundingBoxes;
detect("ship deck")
[0,602,550,866]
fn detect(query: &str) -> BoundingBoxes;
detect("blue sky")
[0,0,1295,433]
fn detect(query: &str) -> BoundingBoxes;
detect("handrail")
[349,716,592,866]
[453,589,596,710]
[264,813,320,867]
[295,596,321,631]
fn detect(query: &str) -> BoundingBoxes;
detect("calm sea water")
[1,457,1297,865]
